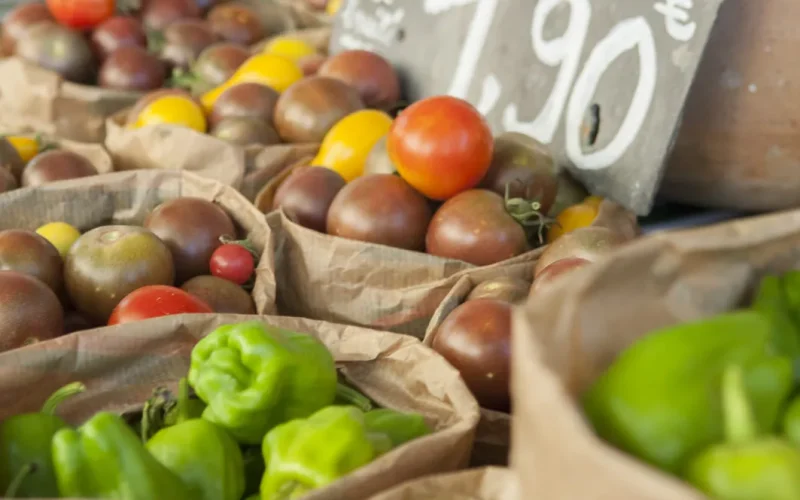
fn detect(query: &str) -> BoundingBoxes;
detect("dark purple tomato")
[480,132,559,215]
[0,168,18,194]
[90,16,148,60]
[16,21,97,84]
[21,150,98,187]
[530,257,590,294]
[432,298,512,412]
[0,270,63,352]
[1,2,54,55]
[0,229,63,293]
[159,19,218,70]
[466,276,530,304]
[426,189,527,266]
[192,42,249,87]
[140,0,201,31]
[209,82,279,127]
[99,45,166,91]
[206,3,264,46]
[326,174,432,251]
[272,166,346,232]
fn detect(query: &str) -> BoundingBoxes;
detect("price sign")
[331,0,725,215]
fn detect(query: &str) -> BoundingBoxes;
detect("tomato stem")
[503,184,556,245]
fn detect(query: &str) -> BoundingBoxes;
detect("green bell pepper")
[363,409,431,448]
[0,382,85,498]
[188,321,341,445]
[260,405,392,499]
[686,365,800,499]
[582,310,794,474]
[146,378,245,500]
[782,394,800,446]
[51,411,193,499]
[751,273,800,379]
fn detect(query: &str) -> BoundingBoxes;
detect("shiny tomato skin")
[388,96,493,201]
[210,243,254,285]
[47,0,115,30]
[108,285,213,325]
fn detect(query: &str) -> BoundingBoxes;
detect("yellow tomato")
[6,135,39,163]
[201,54,303,112]
[36,222,81,258]
[263,37,317,62]
[547,202,599,244]
[326,0,343,15]
[131,95,207,132]
[313,109,393,182]
[583,195,604,208]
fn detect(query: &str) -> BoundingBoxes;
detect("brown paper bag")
[275,0,332,29]
[104,110,247,188]
[368,467,518,500]
[0,58,141,143]
[0,134,114,175]
[424,271,533,467]
[0,169,276,314]
[0,313,480,499]
[270,200,638,337]
[242,143,319,201]
[507,209,800,499]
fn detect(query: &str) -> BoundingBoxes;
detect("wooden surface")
[661,0,800,211]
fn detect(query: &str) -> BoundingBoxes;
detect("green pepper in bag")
[188,321,349,444]
[51,412,193,499]
[0,382,85,498]
[363,409,431,448]
[751,273,800,378]
[782,394,800,446]
[260,406,392,499]
[583,311,794,475]
[686,365,800,499]
[146,378,245,500]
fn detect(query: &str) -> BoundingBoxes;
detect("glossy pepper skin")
[686,366,800,499]
[146,378,245,500]
[188,321,338,445]
[51,412,193,499]
[363,409,431,448]
[260,406,392,499]
[582,310,794,475]
[0,382,85,498]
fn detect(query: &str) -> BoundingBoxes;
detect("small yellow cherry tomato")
[131,95,207,133]
[36,221,81,258]
[313,109,393,182]
[326,0,343,15]
[263,37,318,62]
[6,136,39,163]
[547,202,599,244]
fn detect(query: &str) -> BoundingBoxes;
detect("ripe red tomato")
[210,243,254,285]
[46,0,115,30]
[387,95,493,201]
[108,285,213,325]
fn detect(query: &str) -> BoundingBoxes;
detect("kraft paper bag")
[369,467,518,500]
[0,169,276,314]
[0,313,480,500]
[509,208,800,499]
[0,58,141,143]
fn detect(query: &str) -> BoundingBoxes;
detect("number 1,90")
[447,0,658,172]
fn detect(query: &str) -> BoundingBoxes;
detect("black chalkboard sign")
[331,0,725,215]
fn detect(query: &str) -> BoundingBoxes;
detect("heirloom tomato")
[108,285,212,325]
[46,0,115,30]
[388,96,493,200]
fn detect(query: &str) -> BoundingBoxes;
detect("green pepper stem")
[5,463,36,497]
[177,378,190,424]
[41,382,86,416]
[336,383,373,413]
[722,365,758,444]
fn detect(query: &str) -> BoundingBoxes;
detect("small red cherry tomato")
[47,0,115,30]
[210,243,255,285]
[108,285,213,325]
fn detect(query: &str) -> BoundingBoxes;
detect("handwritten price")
[442,0,697,172]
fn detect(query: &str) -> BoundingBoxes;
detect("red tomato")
[108,285,213,325]
[210,243,255,285]
[387,95,493,201]
[46,0,115,30]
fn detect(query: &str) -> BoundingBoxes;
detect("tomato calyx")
[503,184,557,246]
[168,68,207,94]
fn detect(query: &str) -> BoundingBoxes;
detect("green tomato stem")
[722,365,758,444]
[5,463,36,497]
[335,383,373,413]
[41,381,86,416]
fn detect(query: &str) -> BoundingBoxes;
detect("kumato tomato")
[108,285,212,325]
[432,298,512,412]
[388,96,493,200]
[210,243,255,285]
[529,257,591,294]
[46,0,115,30]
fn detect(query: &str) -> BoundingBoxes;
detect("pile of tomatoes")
[272,94,602,267]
